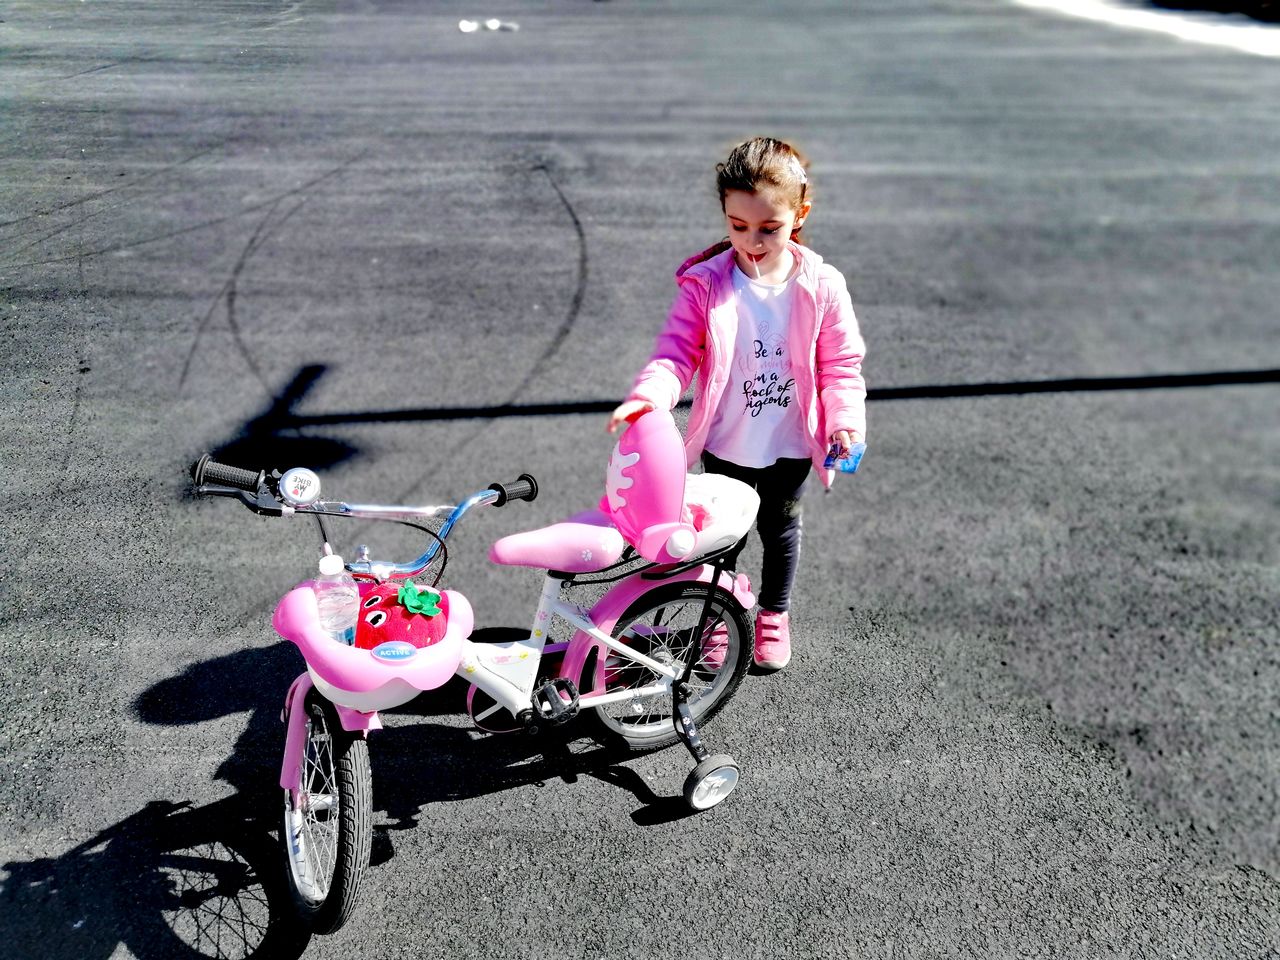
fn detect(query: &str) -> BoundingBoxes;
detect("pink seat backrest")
[602,408,697,563]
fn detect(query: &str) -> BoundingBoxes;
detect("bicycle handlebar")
[189,454,540,578]
[488,474,538,506]
[192,455,262,492]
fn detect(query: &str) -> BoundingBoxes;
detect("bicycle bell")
[278,467,322,507]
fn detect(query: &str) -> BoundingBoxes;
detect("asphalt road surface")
[1,1,1278,958]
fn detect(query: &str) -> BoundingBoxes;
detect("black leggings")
[701,452,811,614]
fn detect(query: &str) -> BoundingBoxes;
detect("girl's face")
[723,188,811,279]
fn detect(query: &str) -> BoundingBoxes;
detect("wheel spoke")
[595,585,745,746]
[286,705,343,904]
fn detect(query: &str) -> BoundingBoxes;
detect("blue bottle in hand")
[824,441,866,474]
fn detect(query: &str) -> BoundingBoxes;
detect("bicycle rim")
[593,582,749,749]
[283,702,341,906]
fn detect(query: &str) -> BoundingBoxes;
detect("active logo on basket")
[372,641,417,662]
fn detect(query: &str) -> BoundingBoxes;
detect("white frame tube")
[456,575,682,720]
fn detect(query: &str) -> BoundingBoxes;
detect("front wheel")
[586,580,752,751]
[281,689,372,935]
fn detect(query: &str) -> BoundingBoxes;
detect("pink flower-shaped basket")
[273,581,473,713]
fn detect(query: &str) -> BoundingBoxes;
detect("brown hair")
[715,137,811,242]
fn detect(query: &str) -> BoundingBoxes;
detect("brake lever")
[195,483,291,517]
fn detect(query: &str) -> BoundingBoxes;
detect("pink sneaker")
[699,621,730,672]
[753,610,791,670]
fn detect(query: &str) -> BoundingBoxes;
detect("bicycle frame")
[463,564,756,724]
[278,557,754,794]
[272,487,753,797]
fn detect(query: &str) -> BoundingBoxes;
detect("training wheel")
[683,753,740,811]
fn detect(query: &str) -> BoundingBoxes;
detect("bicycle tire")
[683,753,741,811]
[280,688,372,935]
[585,580,752,751]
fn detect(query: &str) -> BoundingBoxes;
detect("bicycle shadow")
[0,795,312,960]
[378,626,701,833]
[134,638,692,886]
[367,702,695,850]
[0,641,316,960]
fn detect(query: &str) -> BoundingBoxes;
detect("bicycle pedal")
[529,678,580,729]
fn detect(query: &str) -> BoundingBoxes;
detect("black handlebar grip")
[488,473,539,507]
[192,454,263,492]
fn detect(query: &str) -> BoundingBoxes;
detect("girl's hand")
[829,429,862,458]
[607,400,654,434]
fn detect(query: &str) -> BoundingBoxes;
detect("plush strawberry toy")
[353,580,449,650]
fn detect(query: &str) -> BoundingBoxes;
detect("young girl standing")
[607,137,867,671]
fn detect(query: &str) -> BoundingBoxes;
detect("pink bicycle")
[190,408,760,934]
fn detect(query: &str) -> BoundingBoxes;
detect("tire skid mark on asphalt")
[193,157,591,624]
[385,160,591,506]
[518,162,589,401]
[4,152,225,262]
[57,342,91,484]
[0,144,221,232]
[10,335,95,574]
[1,151,367,270]
[206,0,313,33]
[177,196,310,396]
[46,62,123,83]
[172,151,368,397]
[248,0,311,33]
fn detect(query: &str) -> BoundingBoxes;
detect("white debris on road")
[459,18,521,33]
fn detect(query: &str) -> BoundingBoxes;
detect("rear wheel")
[280,690,372,935]
[586,581,752,751]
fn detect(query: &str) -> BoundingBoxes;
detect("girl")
[607,136,867,671]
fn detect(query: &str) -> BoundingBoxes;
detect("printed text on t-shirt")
[742,370,796,418]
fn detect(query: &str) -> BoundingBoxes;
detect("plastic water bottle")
[315,554,358,645]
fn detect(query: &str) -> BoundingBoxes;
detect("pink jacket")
[626,241,868,488]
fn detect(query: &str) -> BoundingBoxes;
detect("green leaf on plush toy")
[398,580,442,617]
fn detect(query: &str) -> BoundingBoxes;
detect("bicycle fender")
[280,673,314,802]
[558,566,754,690]
[280,674,380,806]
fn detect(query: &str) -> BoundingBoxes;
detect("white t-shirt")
[704,263,811,468]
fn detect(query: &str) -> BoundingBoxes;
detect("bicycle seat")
[488,507,630,573]
[678,472,760,559]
